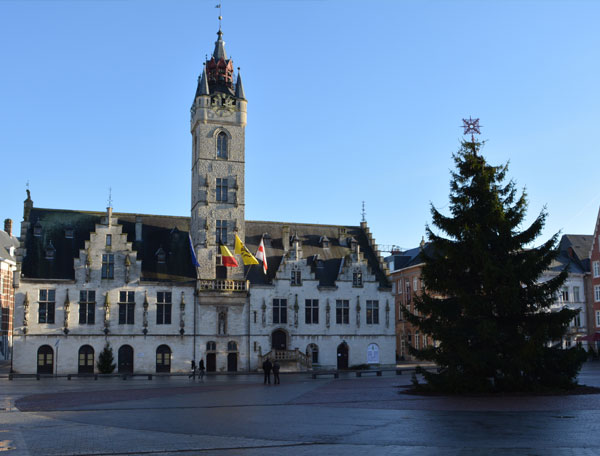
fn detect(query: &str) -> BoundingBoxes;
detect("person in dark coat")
[272,360,281,385]
[189,359,196,379]
[262,358,272,384]
[198,358,205,380]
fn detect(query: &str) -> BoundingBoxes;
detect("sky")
[1,0,599,252]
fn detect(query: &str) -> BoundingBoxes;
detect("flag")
[189,234,200,267]
[219,241,239,267]
[235,234,259,265]
[255,237,268,274]
[215,4,221,8]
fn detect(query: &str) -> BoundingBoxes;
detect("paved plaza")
[3,364,600,455]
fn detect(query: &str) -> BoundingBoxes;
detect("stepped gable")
[21,208,196,282]
[244,220,390,288]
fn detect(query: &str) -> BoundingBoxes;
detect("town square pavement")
[3,363,600,455]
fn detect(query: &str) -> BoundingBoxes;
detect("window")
[156,292,172,325]
[33,222,42,237]
[573,287,580,302]
[253,311,257,324]
[206,341,216,351]
[217,131,228,159]
[413,277,418,291]
[38,289,55,324]
[596,310,600,327]
[65,227,74,239]
[216,220,227,244]
[595,285,600,303]
[305,299,319,324]
[414,333,420,350]
[106,234,112,247]
[397,280,402,294]
[573,312,581,327]
[228,341,238,351]
[273,298,287,324]
[336,299,349,324]
[561,287,569,303]
[594,261,600,278]
[353,271,363,287]
[102,254,114,279]
[118,291,135,325]
[366,300,379,324]
[216,178,228,202]
[291,270,302,286]
[79,290,96,325]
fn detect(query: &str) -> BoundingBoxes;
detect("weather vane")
[216,4,222,29]
[462,117,482,143]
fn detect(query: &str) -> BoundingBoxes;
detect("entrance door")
[227,352,237,372]
[78,345,94,374]
[37,345,53,375]
[206,353,216,372]
[337,342,349,370]
[271,330,287,350]
[118,345,134,374]
[156,345,171,373]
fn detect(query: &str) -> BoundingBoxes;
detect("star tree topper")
[462,117,481,143]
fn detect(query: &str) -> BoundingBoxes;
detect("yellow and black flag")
[235,234,259,265]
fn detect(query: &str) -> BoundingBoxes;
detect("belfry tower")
[190,26,247,280]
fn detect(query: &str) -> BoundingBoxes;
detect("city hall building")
[11,27,394,375]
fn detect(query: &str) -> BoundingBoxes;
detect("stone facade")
[0,220,18,361]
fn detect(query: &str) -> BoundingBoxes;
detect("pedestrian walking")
[198,358,205,380]
[273,360,280,385]
[262,358,272,384]
[189,359,196,379]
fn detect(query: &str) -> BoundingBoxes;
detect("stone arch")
[271,328,288,350]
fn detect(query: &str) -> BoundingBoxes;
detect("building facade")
[11,27,394,375]
[589,207,600,346]
[0,219,18,362]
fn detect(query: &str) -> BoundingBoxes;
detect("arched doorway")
[37,345,53,375]
[206,341,216,372]
[118,345,134,374]
[156,345,171,373]
[227,341,238,372]
[78,345,94,374]
[337,342,349,370]
[271,329,287,350]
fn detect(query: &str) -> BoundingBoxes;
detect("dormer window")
[217,131,228,159]
[45,242,56,260]
[106,234,112,247]
[320,236,330,249]
[33,221,42,237]
[65,227,74,239]
[156,247,166,264]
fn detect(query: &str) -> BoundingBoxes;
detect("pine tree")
[97,342,116,374]
[405,140,586,393]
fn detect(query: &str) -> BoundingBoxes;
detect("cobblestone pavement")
[2,364,600,455]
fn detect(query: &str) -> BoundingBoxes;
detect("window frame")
[352,271,363,287]
[291,270,302,286]
[156,291,172,325]
[335,299,349,324]
[366,300,379,325]
[216,220,227,244]
[272,298,287,324]
[594,261,600,278]
[38,289,56,324]
[79,290,96,325]
[216,177,228,202]
[216,131,228,159]
[305,299,319,324]
[118,291,135,325]
[101,254,115,279]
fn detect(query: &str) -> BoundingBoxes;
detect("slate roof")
[20,208,390,287]
[387,243,433,272]
[0,229,18,263]
[546,234,593,274]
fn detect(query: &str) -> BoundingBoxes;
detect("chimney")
[4,219,12,237]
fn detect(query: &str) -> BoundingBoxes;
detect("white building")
[11,26,394,375]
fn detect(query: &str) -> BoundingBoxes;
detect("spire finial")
[216,4,222,30]
[107,187,113,209]
[361,201,366,223]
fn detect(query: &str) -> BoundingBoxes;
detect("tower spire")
[235,68,245,99]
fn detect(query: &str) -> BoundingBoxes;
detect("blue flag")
[188,234,200,267]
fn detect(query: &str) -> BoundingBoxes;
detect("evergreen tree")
[97,342,116,374]
[405,140,586,393]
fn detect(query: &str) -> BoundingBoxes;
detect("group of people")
[189,359,206,380]
[262,358,281,385]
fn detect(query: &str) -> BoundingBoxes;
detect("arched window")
[206,341,216,351]
[78,345,94,374]
[227,341,238,351]
[306,344,319,364]
[216,132,228,159]
[156,345,171,373]
[37,345,53,375]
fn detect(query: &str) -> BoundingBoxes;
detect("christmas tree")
[97,342,116,374]
[405,140,586,393]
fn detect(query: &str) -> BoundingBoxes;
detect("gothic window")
[217,132,228,159]
[79,290,96,325]
[352,271,363,287]
[273,298,287,324]
[305,299,318,324]
[336,299,349,324]
[206,341,216,351]
[216,178,228,202]
[366,300,379,325]
[102,254,114,279]
[118,291,135,325]
[216,220,227,244]
[38,289,55,324]
[156,292,172,325]
[291,270,302,286]
[228,341,238,351]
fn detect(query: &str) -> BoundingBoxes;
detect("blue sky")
[2,0,599,251]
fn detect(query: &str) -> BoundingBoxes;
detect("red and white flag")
[255,237,268,274]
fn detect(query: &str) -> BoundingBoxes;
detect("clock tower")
[190,27,247,280]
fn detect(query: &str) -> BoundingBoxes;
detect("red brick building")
[589,207,600,346]
[0,219,18,362]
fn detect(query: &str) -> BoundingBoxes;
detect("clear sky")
[2,0,599,251]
